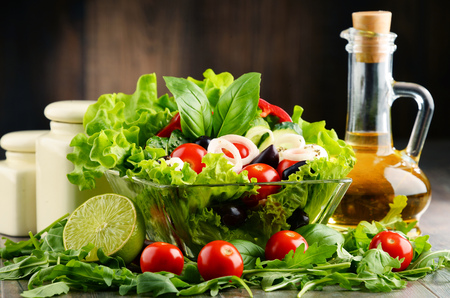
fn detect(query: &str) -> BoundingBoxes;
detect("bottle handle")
[392,82,434,162]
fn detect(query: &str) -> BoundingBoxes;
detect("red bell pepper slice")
[156,112,182,137]
[258,98,292,123]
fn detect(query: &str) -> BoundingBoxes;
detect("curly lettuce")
[67,74,177,190]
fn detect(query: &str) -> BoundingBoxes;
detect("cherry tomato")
[276,159,298,177]
[170,143,207,174]
[241,163,281,207]
[265,230,308,261]
[369,231,413,272]
[223,143,249,159]
[140,242,184,275]
[197,240,244,281]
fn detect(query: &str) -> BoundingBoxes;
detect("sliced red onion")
[304,144,328,159]
[279,144,328,162]
[219,134,259,165]
[207,138,243,172]
[274,133,306,151]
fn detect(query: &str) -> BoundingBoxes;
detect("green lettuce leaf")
[67,74,177,190]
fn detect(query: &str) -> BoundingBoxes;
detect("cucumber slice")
[245,126,273,147]
[273,122,302,135]
[259,122,303,151]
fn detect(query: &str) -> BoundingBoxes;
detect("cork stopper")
[351,11,393,63]
[352,11,392,34]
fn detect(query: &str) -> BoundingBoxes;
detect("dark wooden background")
[1,0,449,160]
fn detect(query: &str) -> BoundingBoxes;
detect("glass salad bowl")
[105,170,351,259]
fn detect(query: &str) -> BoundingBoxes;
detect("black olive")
[286,208,309,230]
[157,155,170,163]
[250,144,279,169]
[194,135,212,150]
[215,204,247,228]
[281,160,311,180]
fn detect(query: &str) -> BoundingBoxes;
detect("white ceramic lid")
[44,100,97,123]
[0,130,49,152]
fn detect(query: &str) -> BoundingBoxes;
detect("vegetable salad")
[66,69,356,250]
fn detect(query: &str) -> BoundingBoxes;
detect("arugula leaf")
[96,248,126,269]
[258,243,336,270]
[0,253,50,280]
[164,76,213,139]
[212,72,261,137]
[410,235,432,260]
[178,263,201,284]
[39,219,67,253]
[358,269,407,292]
[261,274,303,292]
[136,272,179,296]
[357,247,403,275]
[408,250,450,270]
[20,281,70,298]
[0,214,69,259]
[177,276,252,297]
[284,243,336,268]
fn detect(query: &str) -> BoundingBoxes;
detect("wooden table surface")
[2,139,450,298]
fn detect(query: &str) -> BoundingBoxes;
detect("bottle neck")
[342,28,397,148]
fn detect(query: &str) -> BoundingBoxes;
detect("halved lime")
[63,193,145,264]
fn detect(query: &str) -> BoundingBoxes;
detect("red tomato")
[265,230,308,261]
[197,240,244,281]
[170,143,207,174]
[140,242,184,275]
[241,163,281,207]
[223,143,249,159]
[369,231,413,272]
[276,159,298,177]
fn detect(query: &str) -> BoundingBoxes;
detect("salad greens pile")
[1,196,449,298]
[66,69,355,190]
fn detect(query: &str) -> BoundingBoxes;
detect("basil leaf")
[229,239,265,270]
[188,69,234,108]
[213,72,261,137]
[164,76,213,139]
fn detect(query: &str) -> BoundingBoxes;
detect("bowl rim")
[105,169,352,189]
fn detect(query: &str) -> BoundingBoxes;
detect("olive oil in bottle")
[329,12,434,234]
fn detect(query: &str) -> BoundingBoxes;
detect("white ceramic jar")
[35,100,112,231]
[0,130,48,236]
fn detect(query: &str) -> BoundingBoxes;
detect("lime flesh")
[63,193,145,264]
